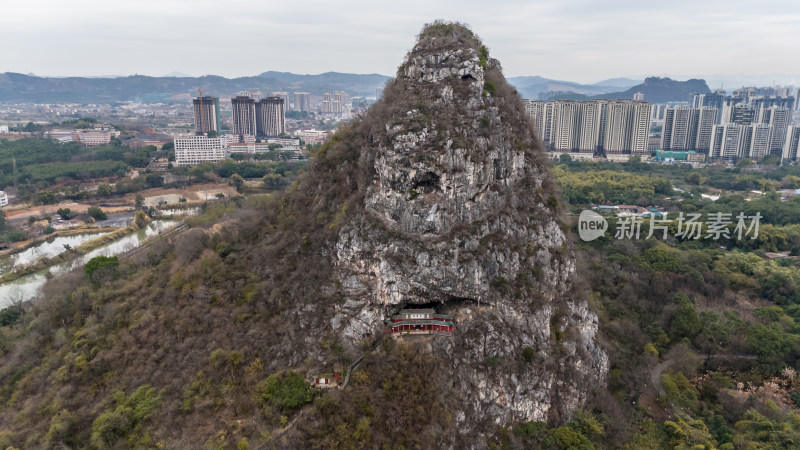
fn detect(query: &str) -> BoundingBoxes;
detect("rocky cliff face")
[327,22,608,434]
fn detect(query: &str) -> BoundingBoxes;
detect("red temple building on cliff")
[385,308,454,335]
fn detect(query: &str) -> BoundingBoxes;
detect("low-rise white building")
[227,142,274,154]
[174,135,226,166]
[0,191,8,207]
[267,137,301,147]
[294,129,330,146]
[45,128,112,146]
[77,130,111,146]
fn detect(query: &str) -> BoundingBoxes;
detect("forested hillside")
[1,24,800,450]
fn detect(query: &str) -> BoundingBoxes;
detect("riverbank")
[0,220,178,306]
[0,222,141,285]
[0,227,111,258]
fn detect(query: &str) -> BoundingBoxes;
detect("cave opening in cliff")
[396,296,479,316]
[411,171,441,194]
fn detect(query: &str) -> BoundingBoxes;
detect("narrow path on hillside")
[341,337,384,389]
[257,406,311,448]
[651,354,759,396]
[259,337,383,448]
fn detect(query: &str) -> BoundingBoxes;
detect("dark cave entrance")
[394,296,480,316]
[411,171,441,194]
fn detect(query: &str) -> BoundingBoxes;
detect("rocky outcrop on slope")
[325,22,608,432]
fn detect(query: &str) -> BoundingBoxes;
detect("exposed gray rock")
[323,23,608,440]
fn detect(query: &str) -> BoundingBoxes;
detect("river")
[0,220,177,308]
[0,231,111,277]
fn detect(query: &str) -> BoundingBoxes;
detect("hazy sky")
[2,0,799,84]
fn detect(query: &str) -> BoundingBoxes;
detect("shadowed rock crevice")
[410,171,441,193]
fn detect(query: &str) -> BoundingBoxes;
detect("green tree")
[522,346,535,363]
[263,173,287,190]
[0,305,23,326]
[37,190,57,204]
[97,183,112,197]
[144,173,164,188]
[134,211,148,229]
[258,371,314,414]
[746,323,798,359]
[229,173,244,192]
[663,415,714,449]
[551,426,593,449]
[46,409,76,446]
[6,231,27,242]
[644,244,683,273]
[686,172,703,185]
[84,256,119,277]
[90,385,162,449]
[760,154,781,166]
[514,421,551,447]
[87,206,108,220]
[135,194,145,210]
[56,208,75,220]
[670,293,701,340]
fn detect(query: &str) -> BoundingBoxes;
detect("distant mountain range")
[537,77,711,103]
[592,77,644,88]
[506,76,642,99]
[599,77,711,103]
[0,71,392,103]
[0,71,705,104]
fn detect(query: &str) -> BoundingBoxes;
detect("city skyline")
[2,0,800,85]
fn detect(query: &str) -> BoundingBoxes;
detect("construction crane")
[197,87,204,135]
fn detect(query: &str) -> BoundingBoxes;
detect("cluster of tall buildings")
[192,90,348,139]
[526,85,799,163]
[660,107,718,152]
[229,94,286,137]
[193,96,222,135]
[192,92,286,138]
[293,92,311,112]
[320,91,350,115]
[525,99,651,156]
[662,87,797,160]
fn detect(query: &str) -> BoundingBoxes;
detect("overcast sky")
[2,0,799,85]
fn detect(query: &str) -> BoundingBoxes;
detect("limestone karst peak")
[399,22,490,89]
[327,21,608,433]
[360,21,544,237]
